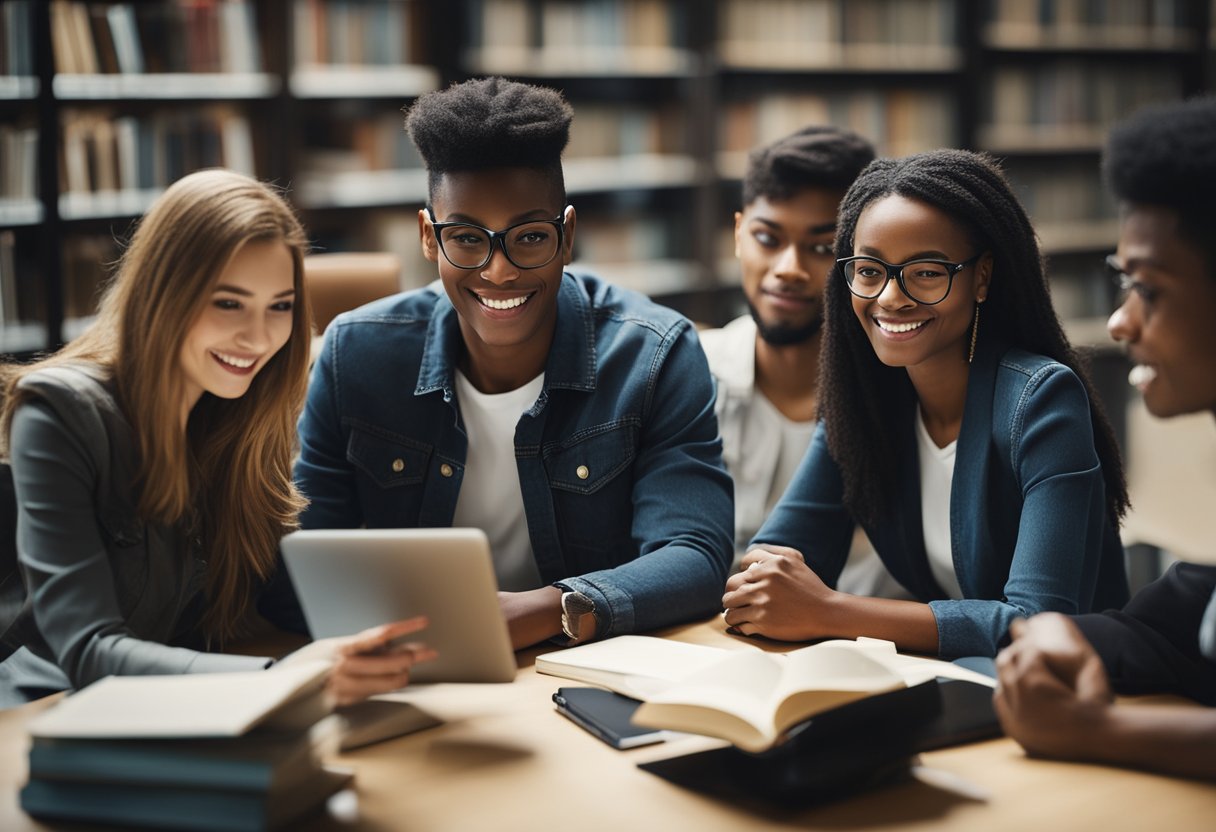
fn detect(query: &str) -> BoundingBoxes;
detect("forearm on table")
[825,594,940,655]
[1083,703,1216,781]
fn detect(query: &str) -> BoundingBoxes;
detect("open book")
[537,636,995,753]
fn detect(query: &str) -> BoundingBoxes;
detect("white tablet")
[280,528,517,684]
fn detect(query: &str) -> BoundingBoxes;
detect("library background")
[0,0,1213,364]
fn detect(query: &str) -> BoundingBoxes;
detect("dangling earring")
[968,302,981,365]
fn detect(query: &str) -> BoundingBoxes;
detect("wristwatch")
[560,590,597,645]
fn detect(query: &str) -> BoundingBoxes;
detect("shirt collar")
[414,273,596,400]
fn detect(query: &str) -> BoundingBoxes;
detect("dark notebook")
[553,687,669,749]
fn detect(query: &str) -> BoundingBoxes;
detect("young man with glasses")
[699,126,903,597]
[293,77,733,650]
[995,96,1216,781]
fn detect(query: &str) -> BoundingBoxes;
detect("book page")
[772,644,906,735]
[632,650,788,750]
[535,636,728,700]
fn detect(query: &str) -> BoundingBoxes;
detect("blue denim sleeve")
[930,364,1108,657]
[750,422,856,585]
[295,324,364,529]
[557,325,734,636]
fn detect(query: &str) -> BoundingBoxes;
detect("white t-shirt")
[916,410,964,600]
[751,392,818,509]
[452,370,546,592]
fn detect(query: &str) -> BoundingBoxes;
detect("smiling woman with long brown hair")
[0,169,432,707]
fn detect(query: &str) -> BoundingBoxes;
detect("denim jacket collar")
[414,274,598,404]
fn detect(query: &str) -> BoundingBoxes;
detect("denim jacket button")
[440,463,454,477]
[576,465,590,480]
[391,458,405,473]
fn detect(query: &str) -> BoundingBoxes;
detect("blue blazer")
[753,336,1129,657]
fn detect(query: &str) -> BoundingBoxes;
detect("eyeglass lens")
[842,258,954,304]
[438,222,560,269]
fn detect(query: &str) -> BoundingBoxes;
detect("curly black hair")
[404,76,573,203]
[821,149,1128,528]
[1103,95,1216,273]
[743,125,876,206]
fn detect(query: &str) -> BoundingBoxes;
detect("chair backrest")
[304,252,402,335]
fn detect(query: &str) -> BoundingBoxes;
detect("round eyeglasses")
[429,209,568,271]
[836,253,983,306]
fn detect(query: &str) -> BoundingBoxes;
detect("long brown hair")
[1,169,312,643]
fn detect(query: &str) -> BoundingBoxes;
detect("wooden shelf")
[463,46,696,78]
[290,65,439,99]
[53,73,279,100]
[0,76,39,100]
[717,43,963,73]
[0,199,44,227]
[59,189,161,221]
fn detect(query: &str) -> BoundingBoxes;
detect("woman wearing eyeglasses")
[722,149,1129,658]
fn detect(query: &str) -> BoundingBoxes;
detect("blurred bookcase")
[2,0,1212,356]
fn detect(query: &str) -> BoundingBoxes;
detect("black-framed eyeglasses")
[836,252,984,305]
[427,207,568,270]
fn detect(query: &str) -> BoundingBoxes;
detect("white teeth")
[876,319,927,334]
[212,351,255,369]
[478,294,530,311]
[1128,364,1157,387]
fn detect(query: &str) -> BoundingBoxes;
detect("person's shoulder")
[329,282,443,331]
[698,315,754,362]
[15,361,114,411]
[996,347,1077,387]
[569,271,690,339]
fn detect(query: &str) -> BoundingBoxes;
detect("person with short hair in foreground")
[995,95,1216,782]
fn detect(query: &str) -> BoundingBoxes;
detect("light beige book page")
[28,660,332,739]
[534,636,728,700]
[632,643,906,752]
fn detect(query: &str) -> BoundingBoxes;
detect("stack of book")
[20,661,353,832]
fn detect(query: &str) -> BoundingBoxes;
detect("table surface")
[3,618,1214,832]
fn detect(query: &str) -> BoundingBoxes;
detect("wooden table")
[2,619,1214,831]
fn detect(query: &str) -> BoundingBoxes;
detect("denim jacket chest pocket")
[544,422,638,565]
[346,424,433,520]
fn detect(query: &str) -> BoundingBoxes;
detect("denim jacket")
[295,272,734,638]
[753,335,1129,657]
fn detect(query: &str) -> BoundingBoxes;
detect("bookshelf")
[4,0,1213,357]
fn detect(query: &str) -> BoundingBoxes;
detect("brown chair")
[304,252,402,335]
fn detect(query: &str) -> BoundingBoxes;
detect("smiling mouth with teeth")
[1128,364,1157,387]
[477,293,532,311]
[875,318,927,334]
[211,351,256,369]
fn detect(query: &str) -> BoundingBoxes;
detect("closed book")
[20,762,353,832]
[27,726,326,792]
[27,660,331,739]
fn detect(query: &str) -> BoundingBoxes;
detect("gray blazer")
[0,363,271,707]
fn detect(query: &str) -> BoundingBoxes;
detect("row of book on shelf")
[294,0,422,67]
[0,124,37,203]
[987,0,1189,29]
[0,1,34,78]
[50,0,262,76]
[60,106,255,202]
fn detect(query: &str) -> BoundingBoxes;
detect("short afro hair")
[405,76,573,203]
[742,125,876,206]
[1103,95,1216,271]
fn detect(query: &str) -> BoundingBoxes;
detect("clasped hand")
[276,616,437,707]
[721,544,840,641]
[993,613,1114,758]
